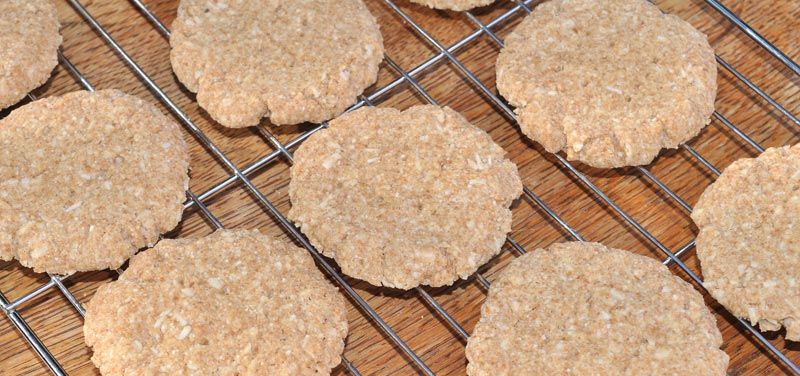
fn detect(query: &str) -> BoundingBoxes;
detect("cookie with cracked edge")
[496,0,717,168]
[288,105,522,289]
[84,229,348,375]
[0,90,189,274]
[693,144,800,341]
[0,0,62,111]
[466,242,728,375]
[169,0,384,128]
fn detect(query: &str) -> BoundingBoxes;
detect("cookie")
[0,0,62,111]
[170,0,384,128]
[410,0,495,11]
[288,105,522,289]
[496,0,717,168]
[692,144,800,341]
[466,242,728,375]
[84,229,348,375]
[0,90,189,274]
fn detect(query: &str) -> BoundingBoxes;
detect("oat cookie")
[0,90,189,274]
[289,105,522,289]
[170,0,384,128]
[410,0,495,11]
[466,242,728,375]
[0,0,62,111]
[496,0,717,168]
[84,229,348,375]
[692,144,800,341]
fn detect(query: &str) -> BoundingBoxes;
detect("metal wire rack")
[1,0,798,374]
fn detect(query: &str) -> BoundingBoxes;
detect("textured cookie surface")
[466,242,728,375]
[0,0,61,110]
[693,144,800,341]
[84,229,348,375]
[0,90,188,274]
[410,0,494,11]
[496,0,717,168]
[289,105,522,289]
[170,0,383,128]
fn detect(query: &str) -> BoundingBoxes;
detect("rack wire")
[1,0,798,374]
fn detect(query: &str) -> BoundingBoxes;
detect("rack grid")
[1,0,798,374]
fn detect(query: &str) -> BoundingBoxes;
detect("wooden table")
[1,0,799,374]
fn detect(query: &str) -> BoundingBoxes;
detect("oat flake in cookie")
[84,229,348,375]
[466,242,728,375]
[693,144,800,341]
[496,0,717,168]
[169,0,384,128]
[0,0,62,111]
[410,0,495,11]
[289,105,522,289]
[0,90,189,274]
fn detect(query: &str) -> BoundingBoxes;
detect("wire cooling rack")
[1,0,799,374]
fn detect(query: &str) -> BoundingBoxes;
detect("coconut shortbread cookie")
[170,0,384,128]
[693,144,800,341]
[289,105,522,289]
[0,0,62,111]
[466,242,728,375]
[84,229,348,375]
[0,90,189,274]
[410,0,495,11]
[496,0,717,168]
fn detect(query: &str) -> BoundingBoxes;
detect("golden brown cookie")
[693,144,800,341]
[289,105,522,289]
[84,229,348,375]
[466,242,728,375]
[170,0,384,128]
[496,0,717,168]
[0,0,62,110]
[410,0,495,11]
[0,90,189,274]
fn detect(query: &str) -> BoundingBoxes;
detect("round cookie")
[170,0,384,128]
[0,90,189,274]
[84,229,348,375]
[410,0,495,11]
[0,0,62,111]
[466,242,728,375]
[496,0,717,168]
[692,144,800,341]
[288,105,522,289]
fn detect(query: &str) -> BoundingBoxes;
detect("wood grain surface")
[1,0,799,375]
